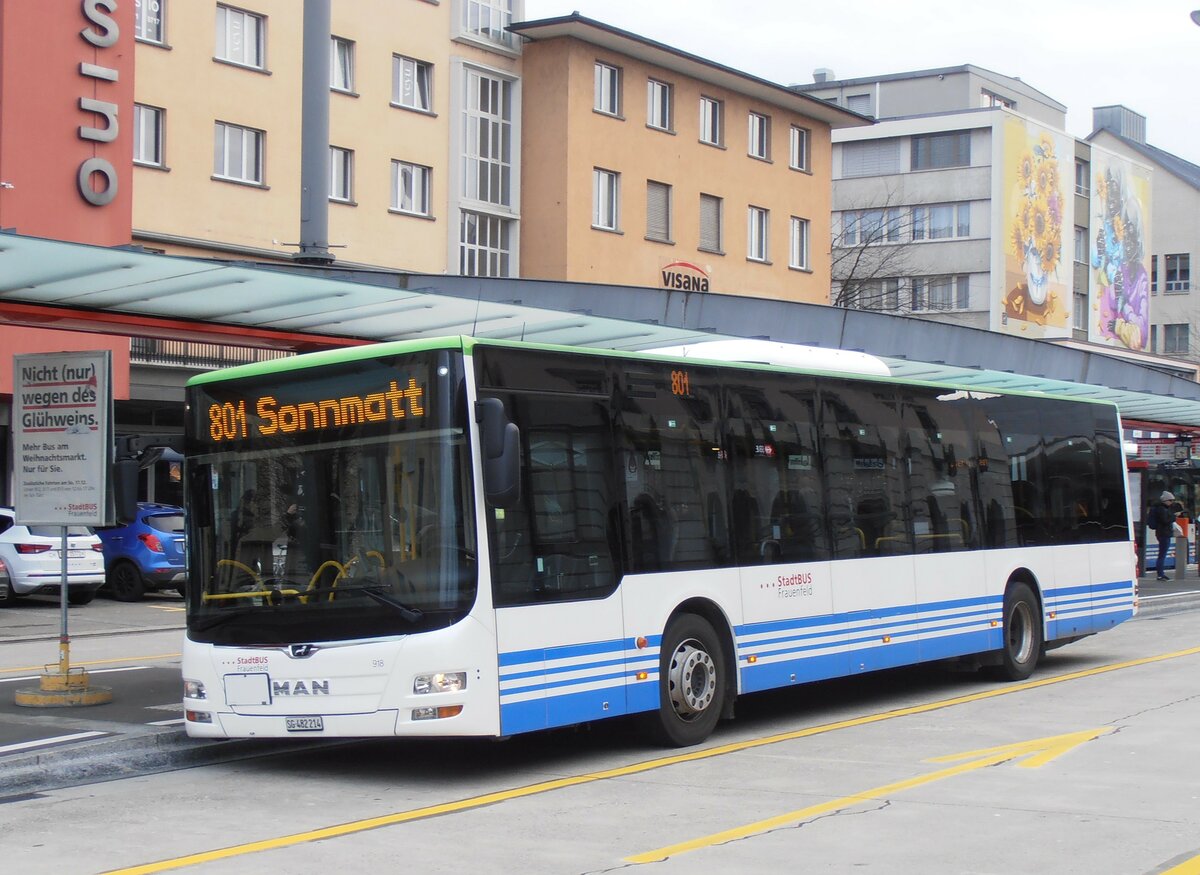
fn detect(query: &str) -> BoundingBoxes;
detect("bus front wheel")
[647,614,725,747]
[993,582,1042,681]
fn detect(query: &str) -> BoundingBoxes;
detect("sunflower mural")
[1089,158,1150,351]
[998,119,1072,337]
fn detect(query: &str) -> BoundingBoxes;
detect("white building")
[797,66,1162,363]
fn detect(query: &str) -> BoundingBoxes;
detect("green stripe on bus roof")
[186,336,467,386]
[187,334,1118,412]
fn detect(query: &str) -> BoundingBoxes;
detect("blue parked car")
[97,503,187,601]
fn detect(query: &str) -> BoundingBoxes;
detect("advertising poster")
[13,350,113,526]
[993,117,1074,339]
[1087,149,1152,351]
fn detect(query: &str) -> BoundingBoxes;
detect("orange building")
[513,16,865,302]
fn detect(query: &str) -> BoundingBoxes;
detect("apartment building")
[796,66,1158,360]
[511,16,865,302]
[1089,106,1200,361]
[131,0,524,273]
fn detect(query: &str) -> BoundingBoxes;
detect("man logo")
[272,680,330,696]
[289,644,321,659]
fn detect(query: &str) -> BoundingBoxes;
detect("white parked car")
[0,507,105,606]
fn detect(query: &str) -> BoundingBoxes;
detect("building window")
[747,206,769,262]
[912,203,970,241]
[699,96,723,146]
[462,0,515,48]
[594,62,621,116]
[981,90,1014,109]
[213,122,263,184]
[1165,323,1189,354]
[846,93,873,116]
[647,79,672,131]
[842,139,901,177]
[1074,226,1087,264]
[912,275,969,310]
[1151,254,1158,293]
[461,68,513,207]
[1074,292,1087,330]
[1166,254,1190,292]
[393,55,432,112]
[699,193,723,253]
[646,180,671,242]
[460,211,512,277]
[842,208,903,246]
[330,37,354,93]
[135,0,165,43]
[856,278,901,310]
[911,131,970,170]
[391,160,431,215]
[593,168,619,231]
[748,112,770,160]
[330,146,353,202]
[1151,324,1158,352]
[132,104,164,167]
[215,5,265,70]
[789,126,810,171]
[1075,160,1089,197]
[789,217,809,270]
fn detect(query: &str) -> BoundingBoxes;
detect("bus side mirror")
[476,398,522,508]
[113,459,140,524]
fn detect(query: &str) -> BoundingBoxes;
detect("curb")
[2,726,345,796]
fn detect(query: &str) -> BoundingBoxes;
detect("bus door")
[484,376,625,735]
[821,382,917,673]
[902,389,987,663]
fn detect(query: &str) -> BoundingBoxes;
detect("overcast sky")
[524,0,1200,163]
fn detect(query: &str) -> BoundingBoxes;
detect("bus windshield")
[184,349,475,645]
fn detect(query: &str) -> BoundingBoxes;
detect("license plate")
[285,716,323,732]
[67,550,85,559]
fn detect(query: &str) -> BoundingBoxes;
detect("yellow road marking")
[627,728,1112,864]
[1163,853,1200,874]
[98,644,1200,875]
[0,653,181,675]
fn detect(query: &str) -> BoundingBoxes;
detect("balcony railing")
[131,338,294,370]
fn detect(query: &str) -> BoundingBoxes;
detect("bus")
[181,336,1136,746]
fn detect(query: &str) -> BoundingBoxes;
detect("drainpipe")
[294,0,332,265]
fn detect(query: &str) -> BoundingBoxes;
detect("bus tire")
[992,582,1042,681]
[647,614,725,747]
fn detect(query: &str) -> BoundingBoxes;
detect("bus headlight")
[413,672,466,694]
[183,679,207,700]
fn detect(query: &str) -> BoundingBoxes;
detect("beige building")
[130,4,864,301]
[511,17,865,301]
[133,0,523,272]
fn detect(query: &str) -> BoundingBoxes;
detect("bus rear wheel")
[647,614,725,747]
[992,582,1042,681]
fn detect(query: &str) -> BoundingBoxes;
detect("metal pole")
[295,0,333,265]
[59,525,70,675]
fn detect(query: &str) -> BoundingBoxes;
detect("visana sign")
[660,261,710,293]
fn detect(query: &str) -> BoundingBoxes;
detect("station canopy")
[3,231,1199,428]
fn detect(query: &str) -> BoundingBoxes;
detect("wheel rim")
[112,565,139,598]
[1008,600,1034,664]
[667,637,717,720]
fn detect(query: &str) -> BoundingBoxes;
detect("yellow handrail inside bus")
[366,550,385,569]
[304,560,348,603]
[217,558,262,585]
[202,588,302,603]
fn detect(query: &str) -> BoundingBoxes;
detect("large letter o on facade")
[78,158,117,206]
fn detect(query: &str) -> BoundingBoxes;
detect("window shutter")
[700,194,721,250]
[841,139,900,177]
[647,182,670,241]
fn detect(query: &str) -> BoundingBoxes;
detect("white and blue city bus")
[181,336,1136,746]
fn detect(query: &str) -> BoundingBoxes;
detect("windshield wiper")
[304,583,424,622]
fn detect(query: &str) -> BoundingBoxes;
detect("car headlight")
[413,672,466,695]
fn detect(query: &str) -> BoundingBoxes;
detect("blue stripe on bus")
[496,580,1135,725]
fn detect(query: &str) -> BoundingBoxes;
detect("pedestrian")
[1150,491,1178,580]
